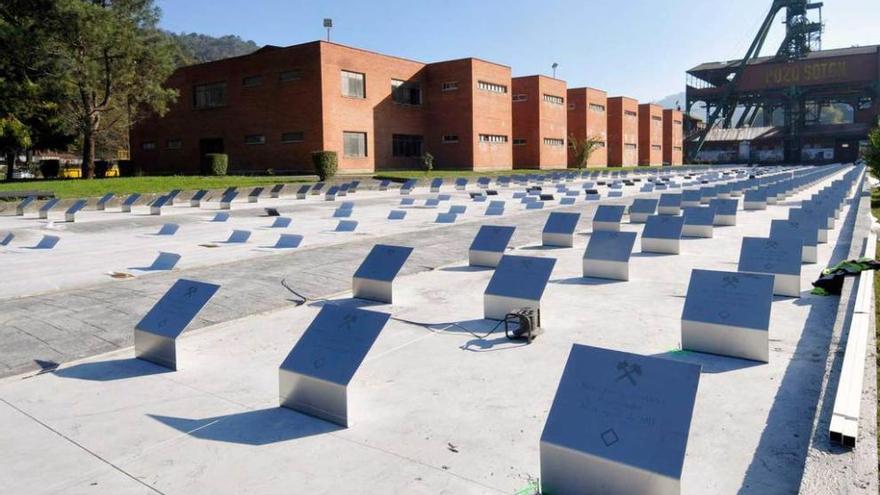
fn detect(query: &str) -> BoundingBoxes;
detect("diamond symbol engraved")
[722,275,739,289]
[601,428,619,447]
[765,240,778,249]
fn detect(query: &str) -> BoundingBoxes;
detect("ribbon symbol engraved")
[339,313,357,331]
[185,286,197,299]
[765,240,778,250]
[722,275,739,289]
[616,361,642,386]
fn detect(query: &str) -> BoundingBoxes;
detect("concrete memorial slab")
[738,237,802,297]
[583,231,638,281]
[0,232,14,246]
[543,212,581,247]
[335,220,358,232]
[140,252,182,271]
[430,178,443,193]
[64,199,87,222]
[435,213,457,223]
[593,205,625,232]
[455,178,468,190]
[560,197,576,206]
[681,189,702,207]
[325,186,340,201]
[743,189,768,210]
[400,198,415,206]
[121,193,141,213]
[270,183,285,198]
[709,198,738,226]
[584,189,601,201]
[681,269,774,362]
[38,198,60,219]
[629,199,658,223]
[134,279,220,370]
[484,255,556,320]
[273,234,303,249]
[609,190,623,198]
[658,193,682,215]
[448,205,466,215]
[400,179,417,195]
[211,212,230,222]
[296,185,311,199]
[378,180,391,191]
[219,191,238,210]
[15,195,35,216]
[279,304,391,427]
[540,343,700,495]
[387,210,406,220]
[150,195,170,216]
[96,193,115,211]
[157,223,180,236]
[310,182,325,195]
[166,189,182,206]
[641,215,684,255]
[352,244,414,303]
[333,207,353,218]
[225,230,251,243]
[682,206,716,238]
[526,201,545,210]
[469,225,515,268]
[271,217,292,228]
[770,218,818,263]
[32,235,60,249]
[189,189,208,207]
[264,207,281,217]
[789,208,828,244]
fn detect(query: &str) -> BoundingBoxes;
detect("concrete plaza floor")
[0,167,876,494]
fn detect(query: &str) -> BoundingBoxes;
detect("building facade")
[607,96,639,166]
[638,103,664,166]
[663,109,684,165]
[131,41,513,174]
[511,75,568,169]
[566,87,608,167]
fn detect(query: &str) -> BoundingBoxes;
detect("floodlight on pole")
[551,62,559,79]
[323,18,333,42]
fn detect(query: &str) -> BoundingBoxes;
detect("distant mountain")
[169,32,260,65]
[652,91,707,119]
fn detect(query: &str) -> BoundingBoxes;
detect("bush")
[311,151,338,181]
[39,159,60,179]
[205,153,228,176]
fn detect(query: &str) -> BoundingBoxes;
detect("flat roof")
[688,44,880,73]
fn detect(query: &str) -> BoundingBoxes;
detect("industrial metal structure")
[686,1,880,164]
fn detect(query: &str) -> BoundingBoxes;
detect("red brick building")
[607,96,639,167]
[511,75,567,169]
[566,87,607,167]
[638,103,664,166]
[131,41,513,174]
[663,109,684,165]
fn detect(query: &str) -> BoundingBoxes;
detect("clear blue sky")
[157,0,879,103]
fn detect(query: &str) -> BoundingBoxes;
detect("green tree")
[45,0,179,178]
[864,127,880,179]
[0,116,31,179]
[568,135,604,170]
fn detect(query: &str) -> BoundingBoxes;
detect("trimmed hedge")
[311,151,338,181]
[205,153,228,176]
[39,159,60,179]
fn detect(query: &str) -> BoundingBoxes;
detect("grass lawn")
[373,165,683,181]
[0,175,312,199]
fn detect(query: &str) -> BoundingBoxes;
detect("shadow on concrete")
[308,297,386,310]
[550,276,625,286]
[54,358,171,381]
[460,335,529,353]
[631,251,675,258]
[737,181,863,494]
[439,265,493,273]
[518,245,570,251]
[651,350,763,374]
[147,407,341,446]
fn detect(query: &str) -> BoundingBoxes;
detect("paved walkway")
[0,194,627,378]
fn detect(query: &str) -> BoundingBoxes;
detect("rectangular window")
[513,138,527,146]
[141,141,156,151]
[193,82,227,109]
[624,110,637,118]
[651,144,662,150]
[166,139,182,149]
[341,70,365,98]
[442,135,459,143]
[242,75,263,87]
[281,132,304,143]
[279,69,303,82]
[543,94,564,105]
[392,134,423,157]
[477,81,507,94]
[624,143,637,149]
[479,134,508,143]
[512,94,528,102]
[544,138,565,146]
[343,131,367,157]
[442,81,459,91]
[245,134,266,145]
[589,103,606,112]
[391,79,422,105]
[652,115,662,122]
